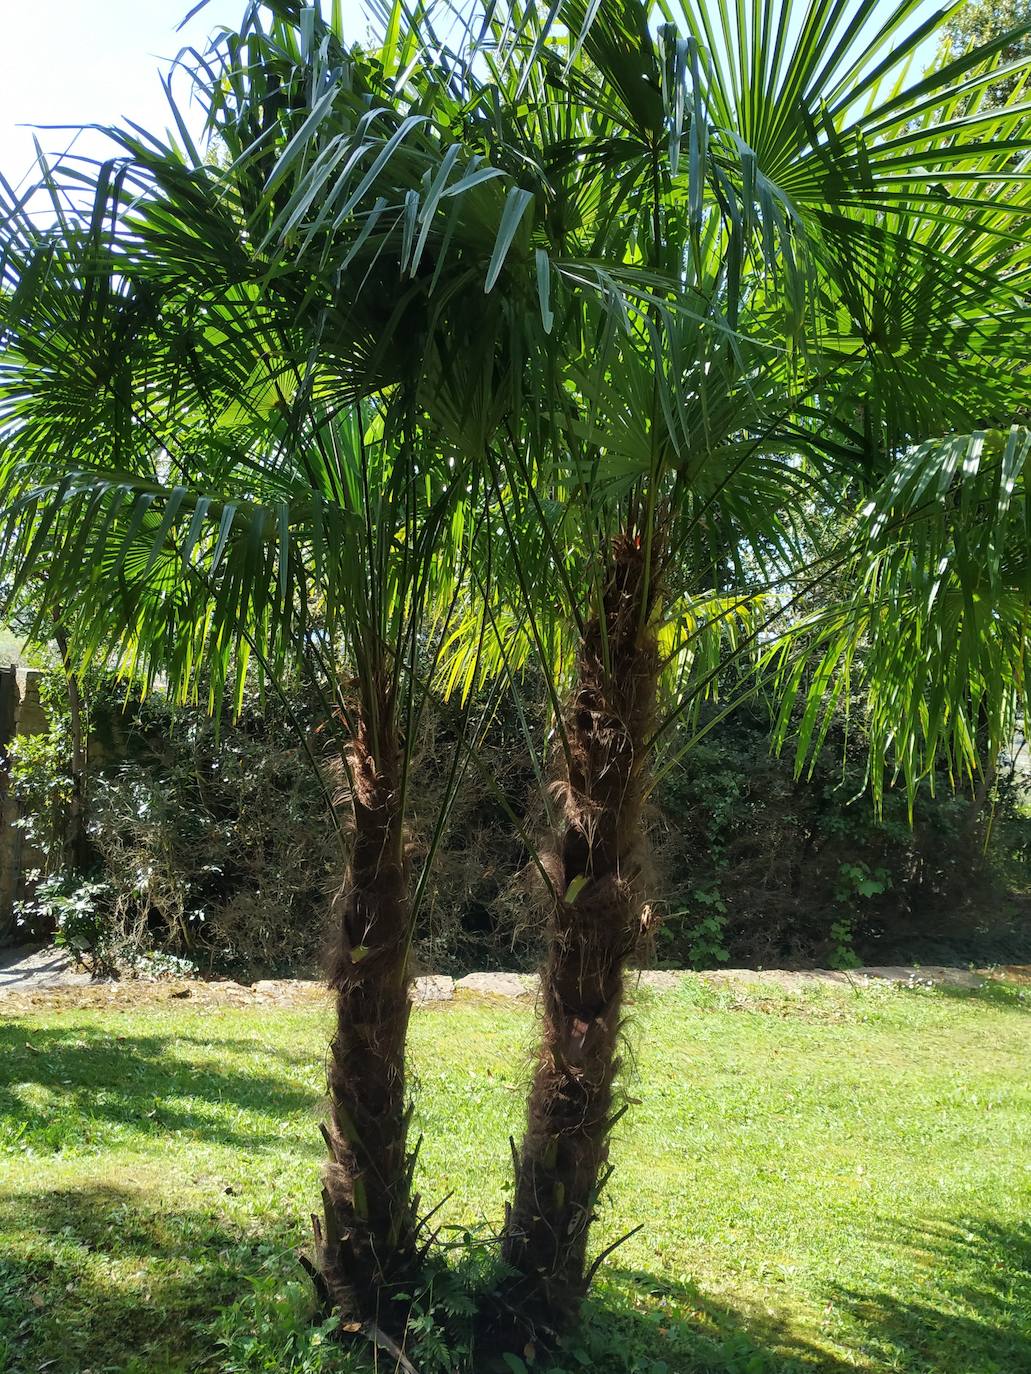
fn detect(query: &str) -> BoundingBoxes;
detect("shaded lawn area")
[0,977,1029,1373]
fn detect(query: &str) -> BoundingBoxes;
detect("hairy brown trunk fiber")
[501,537,659,1335]
[313,697,419,1328]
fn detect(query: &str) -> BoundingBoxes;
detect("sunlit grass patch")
[1,978,1028,1372]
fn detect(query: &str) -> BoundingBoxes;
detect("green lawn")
[0,977,1028,1373]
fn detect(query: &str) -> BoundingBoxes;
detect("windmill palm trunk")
[314,690,419,1326]
[501,537,659,1332]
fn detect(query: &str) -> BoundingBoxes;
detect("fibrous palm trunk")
[313,694,419,1327]
[502,536,659,1332]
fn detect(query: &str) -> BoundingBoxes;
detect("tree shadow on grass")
[1,1016,1027,1372]
[2,1186,1028,1374]
[0,1182,269,1374]
[0,1021,322,1153]
[590,1267,854,1373]
[595,1214,1031,1374]
[0,1187,845,1374]
[922,978,1031,1014]
[828,1216,1031,1373]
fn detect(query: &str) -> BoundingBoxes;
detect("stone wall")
[0,668,48,944]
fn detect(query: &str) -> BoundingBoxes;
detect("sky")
[0,0,366,191]
[0,0,944,195]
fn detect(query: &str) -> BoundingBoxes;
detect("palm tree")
[416,0,1031,1337]
[0,3,539,1325]
[0,242,461,1324]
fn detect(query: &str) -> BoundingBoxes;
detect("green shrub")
[213,1274,349,1374]
[5,668,77,887]
[84,685,338,976]
[649,701,1030,968]
[15,872,112,969]
[8,666,1028,975]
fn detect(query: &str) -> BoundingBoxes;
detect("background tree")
[940,0,1031,105]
